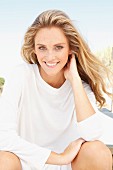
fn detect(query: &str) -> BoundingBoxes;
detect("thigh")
[43,164,72,170]
[71,141,112,170]
[0,151,22,170]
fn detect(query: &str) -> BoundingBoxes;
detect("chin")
[45,71,59,76]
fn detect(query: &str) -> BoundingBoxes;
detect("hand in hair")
[64,54,80,82]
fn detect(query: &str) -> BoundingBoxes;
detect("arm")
[0,66,51,169]
[0,96,84,167]
[71,76,95,122]
[64,54,95,122]
[46,138,85,165]
[0,65,84,168]
[64,54,103,141]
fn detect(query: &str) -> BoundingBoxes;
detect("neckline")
[33,64,70,95]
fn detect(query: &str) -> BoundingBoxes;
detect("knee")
[0,151,22,170]
[79,140,112,163]
[72,141,112,170]
[78,141,112,169]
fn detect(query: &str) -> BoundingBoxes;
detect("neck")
[39,67,66,88]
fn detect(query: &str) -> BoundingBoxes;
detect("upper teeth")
[46,62,58,66]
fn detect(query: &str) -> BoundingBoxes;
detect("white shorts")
[43,164,72,170]
[21,160,72,170]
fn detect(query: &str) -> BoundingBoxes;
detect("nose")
[45,50,56,61]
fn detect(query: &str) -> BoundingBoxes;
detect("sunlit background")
[0,0,113,76]
[0,0,113,144]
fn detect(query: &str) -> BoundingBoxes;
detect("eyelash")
[38,46,46,50]
[55,46,64,50]
[38,46,64,51]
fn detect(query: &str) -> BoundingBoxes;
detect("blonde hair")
[21,9,113,107]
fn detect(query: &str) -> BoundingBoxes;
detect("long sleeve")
[0,65,51,169]
[76,82,103,141]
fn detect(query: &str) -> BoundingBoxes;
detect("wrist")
[46,151,66,165]
[70,75,82,87]
[57,153,67,165]
[60,152,70,165]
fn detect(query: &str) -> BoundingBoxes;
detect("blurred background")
[0,0,113,146]
[0,0,113,109]
[0,0,113,74]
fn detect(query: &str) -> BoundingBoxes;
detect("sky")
[0,0,113,76]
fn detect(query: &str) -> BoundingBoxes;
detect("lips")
[44,61,59,68]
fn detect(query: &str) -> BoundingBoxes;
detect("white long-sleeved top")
[0,63,103,170]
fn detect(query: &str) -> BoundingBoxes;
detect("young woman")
[0,10,112,170]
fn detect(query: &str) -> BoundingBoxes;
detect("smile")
[44,62,59,68]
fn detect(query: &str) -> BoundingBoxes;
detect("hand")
[46,138,85,165]
[61,138,85,164]
[64,54,80,82]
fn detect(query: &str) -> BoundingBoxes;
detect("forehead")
[34,26,68,44]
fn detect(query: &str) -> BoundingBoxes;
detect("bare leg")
[71,140,112,170]
[0,151,22,170]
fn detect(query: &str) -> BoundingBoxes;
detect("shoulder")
[4,62,36,82]
[2,62,37,97]
[3,63,37,92]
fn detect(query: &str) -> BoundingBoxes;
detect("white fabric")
[0,63,105,170]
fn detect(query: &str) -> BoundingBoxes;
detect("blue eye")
[39,46,46,50]
[55,46,64,50]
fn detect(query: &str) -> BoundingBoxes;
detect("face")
[34,26,71,78]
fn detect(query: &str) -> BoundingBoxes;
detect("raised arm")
[64,54,103,141]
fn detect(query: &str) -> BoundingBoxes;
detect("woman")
[0,10,112,170]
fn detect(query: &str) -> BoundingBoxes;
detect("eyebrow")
[36,43,66,46]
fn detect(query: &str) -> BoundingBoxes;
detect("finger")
[76,138,85,144]
[71,54,77,64]
[72,53,75,58]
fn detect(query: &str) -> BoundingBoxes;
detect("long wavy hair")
[21,9,113,107]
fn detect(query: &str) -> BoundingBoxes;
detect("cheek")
[61,52,69,62]
[62,56,68,62]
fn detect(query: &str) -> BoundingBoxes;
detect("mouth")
[44,61,60,68]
